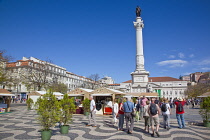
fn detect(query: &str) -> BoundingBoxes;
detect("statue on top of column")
[136,6,141,17]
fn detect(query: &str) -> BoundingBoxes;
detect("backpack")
[161,103,167,112]
[177,102,183,112]
[150,103,157,115]
[154,100,159,104]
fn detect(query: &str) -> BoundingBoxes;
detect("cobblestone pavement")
[0,103,210,140]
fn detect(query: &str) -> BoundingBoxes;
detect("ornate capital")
[133,21,144,28]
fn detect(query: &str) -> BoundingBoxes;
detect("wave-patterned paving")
[0,104,210,140]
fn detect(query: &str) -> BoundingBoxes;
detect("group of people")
[86,95,187,138]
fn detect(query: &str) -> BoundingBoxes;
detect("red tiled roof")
[122,77,182,83]
[148,77,182,82]
[6,62,16,67]
[0,89,11,94]
[109,84,120,86]
[20,61,29,66]
[123,80,132,83]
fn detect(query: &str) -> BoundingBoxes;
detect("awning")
[68,94,84,97]
[0,94,15,96]
[91,94,112,96]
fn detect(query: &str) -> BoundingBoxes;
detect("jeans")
[140,106,143,119]
[176,113,185,128]
[163,114,170,128]
[118,114,124,129]
[125,112,134,132]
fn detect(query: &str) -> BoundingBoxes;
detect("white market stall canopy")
[0,89,15,96]
[91,87,125,95]
[28,91,64,96]
[68,94,84,97]
[92,93,112,96]
[67,88,94,98]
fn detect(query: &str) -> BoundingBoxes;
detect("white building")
[5,57,94,98]
[98,76,115,85]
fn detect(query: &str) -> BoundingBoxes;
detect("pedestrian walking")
[123,97,135,134]
[117,98,124,131]
[143,101,150,133]
[113,99,118,124]
[161,99,171,130]
[148,98,161,137]
[86,95,97,127]
[174,98,186,129]
[140,95,148,120]
[135,97,141,121]
[134,99,140,122]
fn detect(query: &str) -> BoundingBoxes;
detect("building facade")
[118,77,187,99]
[4,57,95,98]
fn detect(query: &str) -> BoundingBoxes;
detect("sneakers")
[151,133,154,137]
[155,132,160,137]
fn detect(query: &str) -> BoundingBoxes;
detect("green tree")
[185,83,210,97]
[59,94,76,125]
[36,91,61,130]
[49,83,68,94]
[0,50,13,88]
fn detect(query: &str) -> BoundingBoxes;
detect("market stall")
[0,89,15,113]
[67,88,94,114]
[91,88,125,115]
[28,91,64,109]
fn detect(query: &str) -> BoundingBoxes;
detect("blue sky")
[1,0,210,83]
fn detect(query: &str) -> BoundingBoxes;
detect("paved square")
[0,104,209,140]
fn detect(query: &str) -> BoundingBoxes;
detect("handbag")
[126,102,136,117]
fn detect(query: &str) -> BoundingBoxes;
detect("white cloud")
[189,54,194,58]
[168,55,175,59]
[156,60,188,68]
[178,52,185,58]
[200,67,210,71]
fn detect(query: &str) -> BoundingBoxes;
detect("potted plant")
[199,96,210,127]
[82,98,90,116]
[36,92,61,140]
[26,98,34,110]
[59,93,76,134]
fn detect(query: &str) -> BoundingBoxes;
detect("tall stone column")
[131,14,149,93]
[134,17,145,72]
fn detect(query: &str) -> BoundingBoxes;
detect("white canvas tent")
[28,91,64,105]
[0,89,15,96]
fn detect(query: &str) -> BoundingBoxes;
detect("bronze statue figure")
[136,6,141,17]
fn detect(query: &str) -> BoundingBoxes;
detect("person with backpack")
[174,98,186,129]
[148,97,161,137]
[161,99,171,130]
